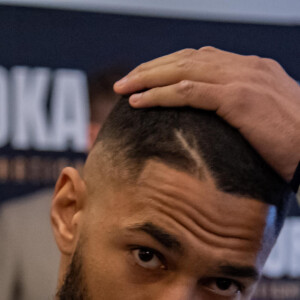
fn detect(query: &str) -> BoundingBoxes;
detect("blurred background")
[0,1,299,299]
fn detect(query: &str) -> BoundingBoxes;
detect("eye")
[204,278,241,297]
[132,247,165,270]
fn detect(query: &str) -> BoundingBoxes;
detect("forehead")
[93,160,273,270]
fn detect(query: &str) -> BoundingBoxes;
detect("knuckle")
[147,87,158,98]
[133,71,145,83]
[262,57,281,69]
[179,48,196,58]
[134,62,147,73]
[176,49,199,71]
[248,54,260,61]
[226,83,252,111]
[247,55,262,67]
[236,84,251,100]
[199,46,216,53]
[248,55,280,71]
[256,57,270,70]
[176,57,193,71]
[176,80,194,99]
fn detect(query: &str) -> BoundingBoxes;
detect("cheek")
[81,227,170,300]
[80,227,143,299]
[80,224,120,297]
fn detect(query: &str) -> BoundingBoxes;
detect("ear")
[51,167,87,255]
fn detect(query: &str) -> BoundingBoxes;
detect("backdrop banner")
[0,5,299,299]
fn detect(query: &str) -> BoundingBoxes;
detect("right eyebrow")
[218,265,259,281]
[127,222,184,254]
[126,223,259,282]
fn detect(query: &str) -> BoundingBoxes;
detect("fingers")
[114,59,217,96]
[114,48,201,94]
[114,63,186,95]
[128,80,222,111]
[114,47,241,95]
[127,49,188,75]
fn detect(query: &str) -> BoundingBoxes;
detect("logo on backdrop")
[0,66,89,191]
[0,66,89,152]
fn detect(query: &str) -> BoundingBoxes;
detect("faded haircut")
[94,96,293,234]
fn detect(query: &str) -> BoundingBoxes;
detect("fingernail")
[130,93,143,104]
[115,77,128,87]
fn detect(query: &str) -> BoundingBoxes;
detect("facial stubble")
[57,245,90,300]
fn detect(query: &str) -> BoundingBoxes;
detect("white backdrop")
[1,0,300,25]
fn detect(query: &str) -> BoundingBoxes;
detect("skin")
[114,47,300,181]
[52,155,278,300]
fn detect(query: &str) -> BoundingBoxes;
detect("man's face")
[58,160,276,300]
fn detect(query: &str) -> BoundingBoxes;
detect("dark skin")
[51,47,298,299]
[52,155,277,300]
[114,47,300,181]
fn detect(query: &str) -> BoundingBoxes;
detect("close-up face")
[54,160,277,300]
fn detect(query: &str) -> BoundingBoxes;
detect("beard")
[57,246,90,300]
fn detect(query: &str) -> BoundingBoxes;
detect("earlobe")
[51,167,87,255]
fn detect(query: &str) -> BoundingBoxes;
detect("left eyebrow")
[127,222,183,254]
[218,265,259,281]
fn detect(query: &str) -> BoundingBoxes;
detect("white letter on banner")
[50,69,89,152]
[0,66,8,147]
[11,66,51,150]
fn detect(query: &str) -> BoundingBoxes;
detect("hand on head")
[114,46,300,182]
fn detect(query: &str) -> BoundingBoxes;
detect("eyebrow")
[127,222,259,281]
[127,222,183,254]
[218,265,259,281]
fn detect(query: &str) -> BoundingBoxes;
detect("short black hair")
[96,97,293,233]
